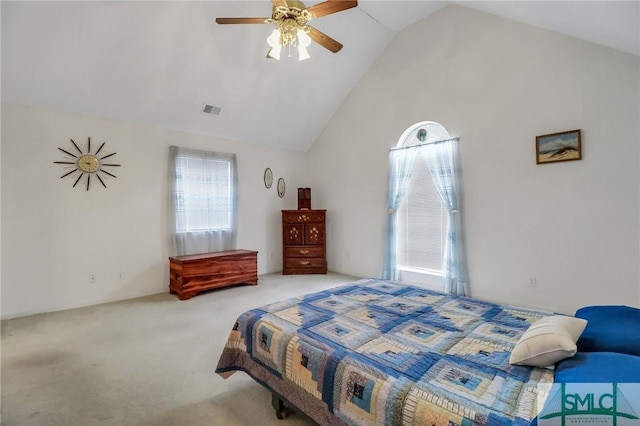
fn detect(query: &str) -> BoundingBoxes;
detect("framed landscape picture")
[536,129,581,164]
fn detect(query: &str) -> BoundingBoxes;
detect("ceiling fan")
[215,0,358,61]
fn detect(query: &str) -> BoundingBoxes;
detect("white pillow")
[509,315,588,368]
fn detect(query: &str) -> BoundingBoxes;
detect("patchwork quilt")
[215,278,554,425]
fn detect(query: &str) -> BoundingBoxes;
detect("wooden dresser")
[169,249,258,300]
[282,210,327,275]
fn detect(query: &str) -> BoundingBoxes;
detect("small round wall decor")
[54,137,121,190]
[264,167,273,188]
[277,178,285,198]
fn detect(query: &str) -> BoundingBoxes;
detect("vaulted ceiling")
[2,1,638,151]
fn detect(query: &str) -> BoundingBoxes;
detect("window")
[382,122,450,289]
[169,146,238,256]
[383,121,467,295]
[174,153,233,232]
[396,122,450,283]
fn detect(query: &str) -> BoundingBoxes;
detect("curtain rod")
[389,137,459,152]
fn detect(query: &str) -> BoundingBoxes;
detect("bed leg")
[271,393,288,420]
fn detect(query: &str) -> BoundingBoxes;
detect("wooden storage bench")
[169,249,258,300]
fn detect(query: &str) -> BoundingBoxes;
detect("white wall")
[307,6,640,314]
[3,5,639,319]
[1,105,305,319]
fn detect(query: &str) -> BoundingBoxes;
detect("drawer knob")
[300,261,310,265]
[299,250,309,255]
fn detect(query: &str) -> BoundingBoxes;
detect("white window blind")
[175,153,233,233]
[397,159,448,273]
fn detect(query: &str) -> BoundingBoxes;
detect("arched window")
[394,122,450,288]
[383,121,467,294]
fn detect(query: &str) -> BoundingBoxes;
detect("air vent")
[202,104,222,116]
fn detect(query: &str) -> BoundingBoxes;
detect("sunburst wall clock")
[54,137,121,190]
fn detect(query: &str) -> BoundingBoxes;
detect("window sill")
[397,267,443,291]
[176,229,232,234]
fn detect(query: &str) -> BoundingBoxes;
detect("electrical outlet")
[89,274,97,284]
[529,277,537,287]
[118,272,124,281]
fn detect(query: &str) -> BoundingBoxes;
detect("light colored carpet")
[1,272,358,426]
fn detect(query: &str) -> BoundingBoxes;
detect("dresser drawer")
[285,247,324,258]
[282,211,325,223]
[284,257,325,269]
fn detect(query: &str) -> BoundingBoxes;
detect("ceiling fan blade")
[215,17,270,24]
[307,26,343,53]
[306,1,357,19]
[271,0,289,7]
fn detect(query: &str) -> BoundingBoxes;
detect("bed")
[215,278,564,425]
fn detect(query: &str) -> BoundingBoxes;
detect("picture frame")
[536,129,581,164]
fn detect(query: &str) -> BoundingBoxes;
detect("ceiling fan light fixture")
[297,29,311,61]
[267,29,281,48]
[297,28,311,46]
[267,29,282,60]
[266,24,311,61]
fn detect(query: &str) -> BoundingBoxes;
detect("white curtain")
[421,138,468,296]
[381,147,416,281]
[168,146,238,256]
